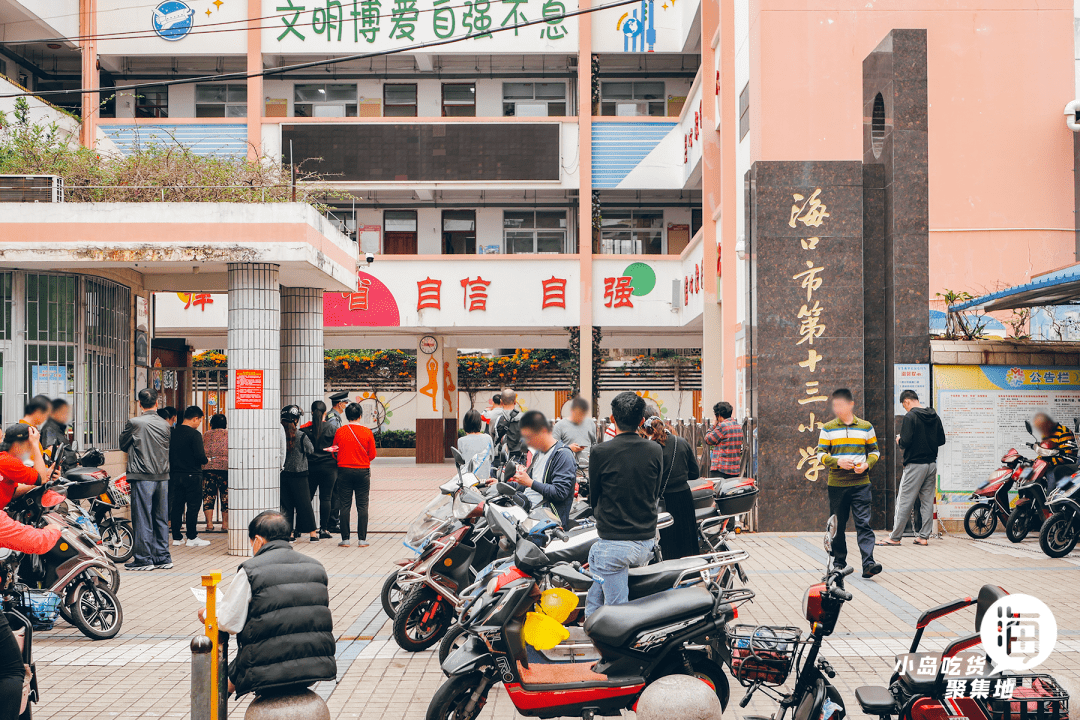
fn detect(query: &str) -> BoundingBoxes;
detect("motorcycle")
[392,455,607,652]
[1038,470,1080,557]
[855,584,1069,720]
[1004,458,1058,543]
[963,448,1030,539]
[428,504,750,720]
[3,479,124,640]
[732,516,851,720]
[64,449,134,564]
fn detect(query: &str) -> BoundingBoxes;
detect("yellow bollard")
[202,571,222,720]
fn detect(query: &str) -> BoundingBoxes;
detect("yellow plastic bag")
[522,611,570,650]
[536,587,579,624]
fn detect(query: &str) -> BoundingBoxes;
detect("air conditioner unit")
[0,175,64,203]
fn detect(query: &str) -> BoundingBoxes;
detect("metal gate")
[153,367,229,430]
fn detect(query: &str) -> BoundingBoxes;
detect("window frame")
[442,83,476,117]
[195,83,248,119]
[293,83,359,117]
[501,82,567,117]
[502,210,568,254]
[599,209,665,255]
[599,81,666,117]
[383,83,418,117]
[135,88,169,119]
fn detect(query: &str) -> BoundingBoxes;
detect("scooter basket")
[107,478,131,508]
[727,624,801,687]
[987,675,1068,720]
[14,587,62,631]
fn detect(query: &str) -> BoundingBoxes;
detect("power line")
[1,0,642,100]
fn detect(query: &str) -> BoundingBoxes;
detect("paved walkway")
[28,460,1080,719]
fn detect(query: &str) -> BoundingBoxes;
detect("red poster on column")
[235,370,264,410]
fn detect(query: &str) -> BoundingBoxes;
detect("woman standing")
[456,409,494,479]
[202,413,229,533]
[642,402,700,560]
[280,405,317,542]
[303,400,339,539]
[334,403,377,547]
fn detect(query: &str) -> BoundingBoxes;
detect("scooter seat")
[585,586,714,647]
[855,686,897,715]
[627,556,712,599]
[546,534,599,565]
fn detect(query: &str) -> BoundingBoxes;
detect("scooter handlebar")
[552,528,569,542]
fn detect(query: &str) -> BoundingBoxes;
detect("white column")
[227,263,281,556]
[281,287,325,411]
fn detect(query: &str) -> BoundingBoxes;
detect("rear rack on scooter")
[672,549,751,589]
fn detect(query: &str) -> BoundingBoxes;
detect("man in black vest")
[198,511,336,697]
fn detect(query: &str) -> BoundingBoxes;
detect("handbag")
[20,664,31,714]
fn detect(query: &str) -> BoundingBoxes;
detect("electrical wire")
[1,0,635,99]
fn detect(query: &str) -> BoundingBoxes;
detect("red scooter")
[855,585,1069,720]
[964,450,1030,539]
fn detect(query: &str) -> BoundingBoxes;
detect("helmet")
[280,405,302,423]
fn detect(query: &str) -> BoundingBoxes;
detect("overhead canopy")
[951,265,1080,312]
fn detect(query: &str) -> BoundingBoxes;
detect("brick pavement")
[27,460,1080,719]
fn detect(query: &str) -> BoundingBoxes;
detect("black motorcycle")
[1038,470,1080,557]
[65,449,134,564]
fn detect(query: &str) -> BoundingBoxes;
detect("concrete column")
[415,335,444,464]
[577,0,594,411]
[79,0,98,148]
[281,287,325,411]
[227,263,281,556]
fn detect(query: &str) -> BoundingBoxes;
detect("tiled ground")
[28,460,1080,719]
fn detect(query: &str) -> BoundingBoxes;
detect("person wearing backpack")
[495,388,528,463]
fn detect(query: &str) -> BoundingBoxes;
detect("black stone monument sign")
[745,29,929,532]
[746,162,865,532]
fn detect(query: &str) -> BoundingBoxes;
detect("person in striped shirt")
[816,388,883,579]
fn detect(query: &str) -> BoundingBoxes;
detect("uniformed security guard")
[325,391,349,533]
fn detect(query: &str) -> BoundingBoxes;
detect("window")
[384,84,417,117]
[442,210,476,254]
[442,83,475,117]
[502,83,566,117]
[600,82,665,117]
[691,208,702,237]
[503,211,567,253]
[739,83,749,141]
[384,210,418,254]
[293,83,358,117]
[196,84,247,118]
[135,88,168,118]
[600,211,664,254]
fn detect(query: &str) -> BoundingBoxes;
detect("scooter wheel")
[1039,511,1079,558]
[394,586,452,652]
[100,522,135,563]
[1005,507,1033,543]
[653,652,730,710]
[70,582,123,641]
[963,504,997,539]
[438,623,469,668]
[426,673,490,720]
[381,569,406,620]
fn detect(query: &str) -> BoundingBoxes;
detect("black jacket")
[303,418,339,467]
[170,424,208,475]
[588,432,663,541]
[512,441,577,528]
[898,406,947,466]
[659,435,700,496]
[231,540,336,697]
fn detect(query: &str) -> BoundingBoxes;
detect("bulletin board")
[933,364,1080,519]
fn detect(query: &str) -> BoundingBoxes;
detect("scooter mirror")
[499,462,517,483]
[450,447,465,468]
[824,515,837,554]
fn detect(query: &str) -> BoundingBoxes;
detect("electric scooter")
[429,506,749,720]
[855,584,1069,720]
[964,449,1030,539]
[1038,469,1080,557]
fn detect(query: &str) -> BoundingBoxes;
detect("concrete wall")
[931,339,1080,367]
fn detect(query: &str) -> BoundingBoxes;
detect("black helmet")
[280,405,302,423]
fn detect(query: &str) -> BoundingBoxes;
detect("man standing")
[585,392,662,616]
[198,511,336,698]
[510,410,577,527]
[816,388,882,579]
[877,390,946,547]
[170,405,209,548]
[704,401,743,478]
[120,388,173,571]
[552,397,596,474]
[42,398,74,471]
[324,391,348,533]
[483,393,503,439]
[496,388,527,463]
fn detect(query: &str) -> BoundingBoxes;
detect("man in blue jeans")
[585,392,662,617]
